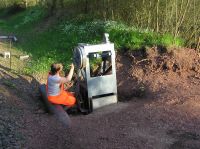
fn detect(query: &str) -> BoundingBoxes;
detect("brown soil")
[1,47,200,149]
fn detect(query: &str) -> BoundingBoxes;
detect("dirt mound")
[117,47,200,101]
[1,47,200,149]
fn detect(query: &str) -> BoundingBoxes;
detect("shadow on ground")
[0,64,50,148]
[0,63,74,149]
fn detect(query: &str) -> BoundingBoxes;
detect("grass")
[0,6,184,74]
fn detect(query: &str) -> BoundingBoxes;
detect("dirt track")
[1,47,200,149]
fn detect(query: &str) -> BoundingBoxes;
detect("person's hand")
[64,81,74,90]
[70,63,74,69]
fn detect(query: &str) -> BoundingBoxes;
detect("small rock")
[0,125,5,131]
[8,134,13,138]
[19,55,29,60]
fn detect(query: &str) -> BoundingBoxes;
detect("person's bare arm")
[60,64,74,83]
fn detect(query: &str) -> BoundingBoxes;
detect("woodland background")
[0,0,199,47]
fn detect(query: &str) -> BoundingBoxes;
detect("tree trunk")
[84,0,88,14]
[156,0,160,33]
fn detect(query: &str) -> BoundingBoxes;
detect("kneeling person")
[47,63,76,107]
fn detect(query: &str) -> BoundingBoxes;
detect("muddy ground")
[1,47,200,149]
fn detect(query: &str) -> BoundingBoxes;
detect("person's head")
[50,63,63,75]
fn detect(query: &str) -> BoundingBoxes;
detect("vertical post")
[9,39,11,70]
[156,0,160,33]
[85,0,88,14]
[25,0,28,8]
[193,0,197,46]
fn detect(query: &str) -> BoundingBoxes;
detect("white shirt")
[47,75,61,96]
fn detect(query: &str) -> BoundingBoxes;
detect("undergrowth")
[0,7,184,74]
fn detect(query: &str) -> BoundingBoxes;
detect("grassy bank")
[0,6,184,74]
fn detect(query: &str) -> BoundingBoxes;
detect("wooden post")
[25,0,28,8]
[9,40,12,70]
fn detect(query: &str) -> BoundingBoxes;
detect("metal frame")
[74,39,118,111]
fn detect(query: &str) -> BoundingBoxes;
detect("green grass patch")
[0,8,184,74]
[62,19,184,50]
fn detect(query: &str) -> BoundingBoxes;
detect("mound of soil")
[1,47,200,149]
[117,47,200,101]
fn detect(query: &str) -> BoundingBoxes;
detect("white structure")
[20,55,29,60]
[73,33,118,113]
[3,51,10,59]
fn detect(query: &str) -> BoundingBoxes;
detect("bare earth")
[1,47,200,149]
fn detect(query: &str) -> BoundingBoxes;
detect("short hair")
[50,63,63,75]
